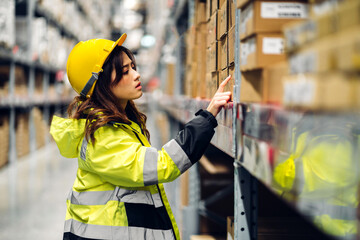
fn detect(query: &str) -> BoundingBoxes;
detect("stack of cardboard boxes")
[238,0,308,104]
[206,0,236,98]
[0,114,9,168]
[15,111,30,159]
[282,0,360,110]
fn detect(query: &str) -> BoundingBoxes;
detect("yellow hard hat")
[66,34,127,98]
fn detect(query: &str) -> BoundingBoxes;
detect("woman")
[50,34,231,240]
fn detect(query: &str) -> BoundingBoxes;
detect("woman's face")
[110,52,142,109]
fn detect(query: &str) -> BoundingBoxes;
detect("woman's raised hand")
[206,75,232,117]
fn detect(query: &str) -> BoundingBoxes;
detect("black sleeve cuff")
[195,109,218,128]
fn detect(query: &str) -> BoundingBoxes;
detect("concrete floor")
[0,143,77,240]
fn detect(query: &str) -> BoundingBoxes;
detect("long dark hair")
[67,46,150,144]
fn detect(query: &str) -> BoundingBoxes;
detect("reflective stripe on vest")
[163,139,192,174]
[143,147,159,186]
[64,218,175,240]
[67,188,163,208]
[80,137,88,161]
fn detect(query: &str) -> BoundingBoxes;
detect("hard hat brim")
[115,33,127,47]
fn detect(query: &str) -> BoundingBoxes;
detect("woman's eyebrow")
[122,62,133,69]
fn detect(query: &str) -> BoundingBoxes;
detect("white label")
[262,37,284,54]
[261,2,308,19]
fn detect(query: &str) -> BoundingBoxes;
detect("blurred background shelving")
[0,0,360,240]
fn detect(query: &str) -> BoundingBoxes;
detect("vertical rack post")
[27,0,36,153]
[8,60,16,165]
[42,70,50,145]
[233,0,258,239]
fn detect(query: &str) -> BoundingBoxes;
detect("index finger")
[217,75,232,93]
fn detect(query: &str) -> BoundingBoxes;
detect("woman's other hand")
[206,75,232,117]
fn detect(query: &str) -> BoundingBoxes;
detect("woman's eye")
[123,70,129,75]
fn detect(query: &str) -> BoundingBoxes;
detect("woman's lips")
[136,82,142,89]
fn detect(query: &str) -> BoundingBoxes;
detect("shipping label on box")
[240,33,286,71]
[240,1,308,40]
[218,35,228,70]
[228,25,235,64]
[208,11,218,46]
[260,2,308,19]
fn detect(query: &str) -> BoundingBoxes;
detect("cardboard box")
[240,1,308,40]
[195,1,207,25]
[240,33,286,71]
[208,11,218,47]
[283,72,359,110]
[337,0,360,33]
[191,62,198,98]
[227,216,234,240]
[289,33,337,74]
[218,35,228,70]
[240,70,264,103]
[207,42,217,72]
[263,61,288,104]
[206,72,218,99]
[228,0,236,29]
[218,0,226,8]
[227,64,235,98]
[218,0,227,40]
[206,0,211,21]
[197,27,208,98]
[335,26,360,72]
[212,0,219,14]
[228,25,235,65]
[16,112,30,158]
[0,115,9,168]
[165,63,175,95]
[220,67,228,85]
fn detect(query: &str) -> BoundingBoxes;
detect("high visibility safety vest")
[273,126,359,238]
[50,109,217,240]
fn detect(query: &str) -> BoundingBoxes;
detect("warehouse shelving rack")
[157,0,360,240]
[0,0,101,166]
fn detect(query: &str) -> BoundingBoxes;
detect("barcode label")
[261,2,308,19]
[262,37,284,55]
